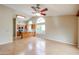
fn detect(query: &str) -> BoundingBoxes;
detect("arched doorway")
[36,17,45,38]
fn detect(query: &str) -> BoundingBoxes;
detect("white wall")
[45,16,77,45]
[26,16,78,45]
[0,5,15,45]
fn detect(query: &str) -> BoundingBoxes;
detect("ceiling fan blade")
[31,6,37,11]
[40,12,46,16]
[36,4,40,9]
[37,4,40,7]
[40,8,48,12]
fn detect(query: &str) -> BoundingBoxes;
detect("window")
[36,24,45,33]
[36,17,45,24]
[36,17,45,34]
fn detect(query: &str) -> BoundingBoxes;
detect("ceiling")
[3,4,79,16]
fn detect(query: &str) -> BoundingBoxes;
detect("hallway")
[0,37,79,55]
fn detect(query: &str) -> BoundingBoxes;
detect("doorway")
[13,15,27,40]
[36,17,45,38]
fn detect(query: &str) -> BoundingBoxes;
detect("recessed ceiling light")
[17,15,25,19]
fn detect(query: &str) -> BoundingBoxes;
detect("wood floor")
[0,37,79,55]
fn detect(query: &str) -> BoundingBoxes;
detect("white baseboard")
[0,40,13,45]
[45,37,76,46]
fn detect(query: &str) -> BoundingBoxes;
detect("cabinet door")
[31,24,36,29]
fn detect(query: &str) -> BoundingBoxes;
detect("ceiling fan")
[31,4,48,16]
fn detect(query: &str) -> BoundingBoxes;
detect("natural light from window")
[36,17,45,34]
[36,17,45,24]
